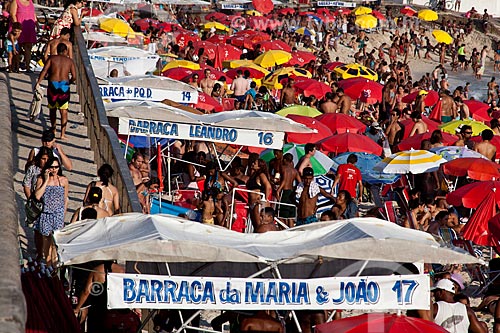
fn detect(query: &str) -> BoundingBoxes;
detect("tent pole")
[212,142,223,171]
[222,146,244,172]
[272,266,302,333]
[167,142,172,200]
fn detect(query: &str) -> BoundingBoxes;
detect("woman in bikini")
[71,186,110,222]
[83,164,120,216]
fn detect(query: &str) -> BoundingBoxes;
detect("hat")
[42,130,55,142]
[431,279,455,294]
[210,27,216,33]
[450,273,465,291]
[242,49,248,54]
[418,90,429,96]
[371,121,381,129]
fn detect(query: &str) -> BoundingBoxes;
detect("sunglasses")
[50,165,60,169]
[464,132,472,134]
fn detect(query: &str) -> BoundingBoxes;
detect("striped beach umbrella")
[373,149,447,174]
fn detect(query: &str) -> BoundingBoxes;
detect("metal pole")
[273,266,302,333]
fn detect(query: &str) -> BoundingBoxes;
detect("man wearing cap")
[295,167,334,226]
[25,129,72,171]
[432,278,486,333]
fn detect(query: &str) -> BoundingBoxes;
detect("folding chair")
[439,227,459,245]
[383,201,399,224]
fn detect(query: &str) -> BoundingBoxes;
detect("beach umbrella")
[432,29,453,45]
[226,66,268,79]
[334,63,378,81]
[374,149,447,174]
[401,90,439,106]
[252,0,273,14]
[214,43,242,61]
[353,6,372,15]
[135,18,159,31]
[287,50,316,66]
[418,9,439,21]
[157,22,182,32]
[319,133,383,155]
[82,7,103,16]
[285,115,333,144]
[245,9,262,16]
[175,31,200,49]
[294,27,316,36]
[447,180,500,208]
[331,152,400,185]
[397,131,457,151]
[324,61,345,71]
[194,92,223,112]
[333,8,351,16]
[442,157,500,181]
[277,8,294,15]
[205,12,228,21]
[316,113,366,134]
[400,6,417,17]
[259,40,292,52]
[315,313,449,333]
[254,50,292,68]
[293,78,331,99]
[260,143,333,176]
[355,14,378,29]
[241,31,272,44]
[262,67,312,89]
[464,100,491,122]
[439,119,491,136]
[276,105,322,117]
[371,10,386,20]
[99,18,135,37]
[488,213,500,250]
[223,59,254,69]
[337,77,383,104]
[162,60,200,72]
[316,8,330,16]
[161,67,194,80]
[201,22,230,32]
[430,146,487,161]
[206,34,228,44]
[192,40,217,59]
[462,192,497,246]
[228,36,254,49]
[400,117,440,139]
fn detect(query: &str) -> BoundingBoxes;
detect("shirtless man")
[454,97,470,119]
[454,125,475,149]
[280,78,296,107]
[409,111,428,136]
[440,91,458,123]
[277,153,301,227]
[240,311,283,333]
[295,167,334,226]
[35,43,76,140]
[297,143,316,175]
[319,92,337,113]
[385,109,405,151]
[414,91,427,115]
[129,152,147,189]
[230,70,249,109]
[475,129,497,161]
[200,68,215,95]
[43,27,72,62]
[389,43,398,64]
[439,75,449,92]
[255,207,278,233]
[487,77,498,103]
[336,88,352,114]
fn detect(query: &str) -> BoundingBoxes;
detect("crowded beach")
[11,0,500,331]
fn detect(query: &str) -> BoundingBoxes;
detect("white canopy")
[88,47,159,78]
[83,31,127,44]
[105,101,201,123]
[105,74,199,95]
[54,214,483,266]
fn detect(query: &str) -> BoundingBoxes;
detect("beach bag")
[25,195,43,227]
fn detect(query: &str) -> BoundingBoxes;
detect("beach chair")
[383,201,399,224]
[451,238,489,295]
[438,227,459,245]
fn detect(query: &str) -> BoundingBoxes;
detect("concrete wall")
[410,0,500,16]
[0,72,26,332]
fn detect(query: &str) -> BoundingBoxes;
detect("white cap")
[431,279,455,294]
[210,27,216,33]
[371,121,381,129]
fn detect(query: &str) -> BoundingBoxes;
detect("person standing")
[200,68,215,96]
[35,43,76,140]
[295,167,334,226]
[50,0,83,39]
[9,0,37,72]
[296,143,316,175]
[43,27,73,62]
[333,154,363,203]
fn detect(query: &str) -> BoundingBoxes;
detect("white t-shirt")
[434,301,470,333]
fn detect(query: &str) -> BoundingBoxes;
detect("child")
[7,22,21,73]
[200,189,215,225]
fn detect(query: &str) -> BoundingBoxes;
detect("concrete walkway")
[9,72,97,257]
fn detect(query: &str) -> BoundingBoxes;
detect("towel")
[296,181,321,199]
[29,84,44,122]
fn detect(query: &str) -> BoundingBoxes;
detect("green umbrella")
[275,105,322,118]
[260,143,333,176]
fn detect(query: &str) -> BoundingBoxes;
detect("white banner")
[220,3,249,9]
[317,1,356,7]
[118,117,285,149]
[99,85,198,104]
[107,273,430,310]
[89,54,159,63]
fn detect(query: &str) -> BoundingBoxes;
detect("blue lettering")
[245,282,264,303]
[356,280,368,304]
[123,278,136,302]
[265,282,278,304]
[278,282,290,304]
[150,280,162,302]
[344,282,356,304]
[150,121,157,135]
[136,279,151,303]
[297,282,309,304]
[171,124,178,136]
[367,282,379,303]
[190,280,202,303]
[176,281,190,303]
[147,88,152,98]
[202,282,215,304]
[164,280,177,302]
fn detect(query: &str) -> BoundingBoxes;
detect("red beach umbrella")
[215,43,242,61]
[446,180,500,208]
[287,50,317,66]
[205,12,228,21]
[316,8,330,16]
[194,92,223,112]
[402,90,439,106]
[316,113,366,134]
[398,131,457,151]
[286,115,333,144]
[226,67,266,79]
[442,157,500,181]
[157,22,182,32]
[462,191,497,246]
[228,36,254,49]
[193,41,217,59]
[488,213,500,250]
[400,6,418,17]
[338,77,383,104]
[161,67,194,81]
[277,8,295,15]
[206,34,229,44]
[315,313,449,333]
[319,133,383,155]
[157,143,164,192]
[175,31,200,49]
[252,0,273,14]
[464,100,491,122]
[324,61,345,71]
[333,8,351,16]
[82,8,103,16]
[134,18,159,31]
[371,10,386,20]
[294,78,332,99]
[259,40,292,52]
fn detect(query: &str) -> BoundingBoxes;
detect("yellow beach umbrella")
[334,63,378,81]
[294,27,316,36]
[254,50,292,68]
[201,22,230,32]
[262,67,312,89]
[276,105,322,118]
[223,59,255,69]
[418,9,438,21]
[99,18,136,37]
[162,60,200,72]
[245,10,262,16]
[439,119,491,136]
[432,29,453,45]
[355,14,378,29]
[353,6,372,16]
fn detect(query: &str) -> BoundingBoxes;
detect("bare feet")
[58,135,68,141]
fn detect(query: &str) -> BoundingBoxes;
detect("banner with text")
[99,85,198,104]
[317,1,356,7]
[107,273,430,310]
[117,117,285,149]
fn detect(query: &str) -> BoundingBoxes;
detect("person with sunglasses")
[453,125,475,150]
[33,156,69,266]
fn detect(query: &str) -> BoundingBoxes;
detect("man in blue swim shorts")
[295,167,335,226]
[36,43,76,140]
